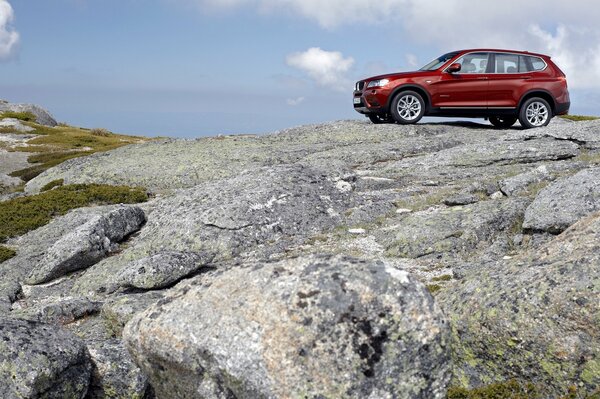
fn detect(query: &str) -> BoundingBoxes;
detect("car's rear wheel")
[519,97,552,129]
[489,116,517,128]
[390,91,425,124]
[368,114,394,124]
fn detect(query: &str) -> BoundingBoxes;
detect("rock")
[443,193,480,206]
[381,198,528,259]
[438,211,600,396]
[0,100,58,126]
[101,292,164,336]
[523,167,600,233]
[0,317,92,398]
[348,228,366,234]
[506,119,600,150]
[499,165,554,196]
[86,338,151,399]
[0,117,35,132]
[11,297,101,325]
[72,165,355,295]
[116,251,207,290]
[25,206,146,285]
[124,255,451,399]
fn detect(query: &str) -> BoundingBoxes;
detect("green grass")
[432,274,453,282]
[0,245,16,263]
[5,121,148,182]
[559,115,600,122]
[0,111,37,122]
[41,179,64,192]
[0,184,148,243]
[426,284,442,294]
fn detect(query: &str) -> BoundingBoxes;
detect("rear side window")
[518,55,547,72]
[494,53,519,73]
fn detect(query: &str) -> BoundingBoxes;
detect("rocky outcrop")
[0,99,58,126]
[439,211,600,396]
[2,117,600,398]
[124,255,451,399]
[72,164,356,295]
[523,167,600,233]
[0,317,92,398]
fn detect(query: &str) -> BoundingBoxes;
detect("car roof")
[454,49,549,58]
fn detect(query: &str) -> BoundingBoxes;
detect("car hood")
[360,70,434,82]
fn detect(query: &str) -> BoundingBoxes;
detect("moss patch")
[426,284,442,294]
[0,245,16,263]
[559,115,600,122]
[448,381,600,399]
[0,184,148,242]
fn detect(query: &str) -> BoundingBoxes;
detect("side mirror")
[447,63,461,73]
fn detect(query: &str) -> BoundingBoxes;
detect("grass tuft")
[559,115,600,122]
[40,179,64,192]
[0,184,148,242]
[0,111,37,122]
[448,380,600,399]
[0,245,16,263]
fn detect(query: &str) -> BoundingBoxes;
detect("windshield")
[419,51,460,71]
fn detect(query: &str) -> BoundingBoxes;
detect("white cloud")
[286,96,304,106]
[0,0,18,60]
[286,47,354,92]
[182,0,600,88]
[405,54,419,69]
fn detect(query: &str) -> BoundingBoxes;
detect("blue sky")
[1,0,599,137]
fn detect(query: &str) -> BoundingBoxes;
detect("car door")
[429,52,492,108]
[487,53,532,109]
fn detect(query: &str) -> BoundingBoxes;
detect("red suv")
[353,49,570,129]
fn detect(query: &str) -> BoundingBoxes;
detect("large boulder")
[124,255,451,399]
[0,317,92,398]
[0,205,145,311]
[26,205,146,285]
[0,100,58,127]
[439,211,600,396]
[523,167,600,233]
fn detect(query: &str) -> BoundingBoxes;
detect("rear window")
[518,55,547,72]
[494,53,519,73]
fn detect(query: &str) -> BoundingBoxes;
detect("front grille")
[355,81,365,91]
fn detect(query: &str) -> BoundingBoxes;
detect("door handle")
[477,77,488,80]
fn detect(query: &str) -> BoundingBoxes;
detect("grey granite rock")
[72,164,354,295]
[499,165,554,196]
[0,100,58,126]
[116,251,207,290]
[0,317,92,398]
[26,205,146,285]
[11,297,101,325]
[523,167,600,233]
[87,338,151,399]
[438,211,600,396]
[124,255,451,399]
[101,292,164,336]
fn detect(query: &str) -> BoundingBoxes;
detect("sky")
[0,0,599,137]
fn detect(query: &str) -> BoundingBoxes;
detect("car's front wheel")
[489,116,517,128]
[519,97,552,129]
[368,114,394,124]
[390,91,425,124]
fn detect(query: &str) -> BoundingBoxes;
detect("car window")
[420,51,460,71]
[452,52,489,74]
[519,56,531,72]
[529,56,546,71]
[495,53,519,73]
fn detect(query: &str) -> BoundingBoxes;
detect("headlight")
[367,79,390,88]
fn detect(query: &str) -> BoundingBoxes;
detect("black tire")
[489,116,517,128]
[390,91,425,124]
[368,114,393,124]
[519,97,552,129]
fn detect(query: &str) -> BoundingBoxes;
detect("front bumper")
[353,89,388,114]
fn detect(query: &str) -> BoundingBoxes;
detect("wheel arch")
[518,90,556,115]
[386,84,431,113]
